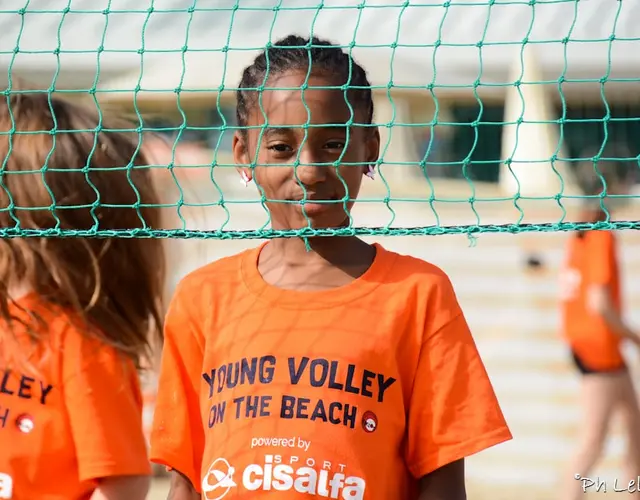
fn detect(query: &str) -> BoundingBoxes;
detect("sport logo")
[202,458,237,500]
[203,455,366,499]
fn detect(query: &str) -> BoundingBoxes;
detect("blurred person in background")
[559,143,640,500]
[0,92,165,500]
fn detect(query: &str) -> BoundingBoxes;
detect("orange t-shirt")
[559,230,624,370]
[0,294,151,500]
[151,243,512,499]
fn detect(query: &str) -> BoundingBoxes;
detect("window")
[557,101,640,182]
[415,104,504,183]
[410,100,640,185]
[144,104,237,152]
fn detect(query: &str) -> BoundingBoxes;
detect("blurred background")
[2,0,640,498]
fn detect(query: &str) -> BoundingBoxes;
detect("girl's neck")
[257,237,376,291]
[264,236,372,267]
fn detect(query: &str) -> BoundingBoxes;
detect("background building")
[2,0,639,193]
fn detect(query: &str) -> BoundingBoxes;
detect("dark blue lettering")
[0,372,52,405]
[296,397,310,419]
[240,358,258,385]
[280,395,295,419]
[208,401,226,428]
[344,365,360,395]
[327,361,344,391]
[288,357,309,385]
[310,399,327,423]
[202,357,276,398]
[39,382,53,405]
[259,395,272,417]
[377,374,397,403]
[202,370,215,398]
[217,365,227,393]
[0,407,7,428]
[259,356,276,384]
[0,371,13,396]
[328,402,342,425]
[245,395,259,418]
[361,370,375,398]
[233,396,245,419]
[343,404,357,428]
[226,362,239,389]
[309,359,329,387]
[278,396,357,428]
[18,376,34,400]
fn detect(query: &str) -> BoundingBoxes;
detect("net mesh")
[1,0,639,240]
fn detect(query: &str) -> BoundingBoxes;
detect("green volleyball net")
[1,0,639,240]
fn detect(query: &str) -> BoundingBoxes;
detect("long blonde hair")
[0,92,165,368]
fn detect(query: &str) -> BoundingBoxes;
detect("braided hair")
[236,35,374,130]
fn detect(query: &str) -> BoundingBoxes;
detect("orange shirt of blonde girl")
[0,93,165,500]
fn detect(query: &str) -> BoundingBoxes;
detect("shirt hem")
[150,451,201,494]
[78,461,152,483]
[408,426,513,479]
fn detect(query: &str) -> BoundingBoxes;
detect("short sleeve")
[405,279,512,478]
[585,231,615,285]
[62,325,150,482]
[150,283,205,491]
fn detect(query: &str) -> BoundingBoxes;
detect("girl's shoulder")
[171,245,259,299]
[373,245,462,332]
[3,295,101,369]
[374,244,454,292]
[376,244,450,280]
[8,293,71,335]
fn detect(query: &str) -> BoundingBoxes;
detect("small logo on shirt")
[205,454,366,499]
[15,414,34,434]
[361,411,377,433]
[202,457,237,500]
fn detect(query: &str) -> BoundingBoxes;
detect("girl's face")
[233,71,380,230]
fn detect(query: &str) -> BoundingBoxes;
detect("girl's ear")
[233,132,253,185]
[232,131,250,166]
[368,128,381,163]
[362,127,381,176]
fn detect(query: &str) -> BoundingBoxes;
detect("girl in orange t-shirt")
[151,35,512,500]
[559,147,640,500]
[0,93,165,500]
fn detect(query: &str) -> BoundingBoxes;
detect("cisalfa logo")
[202,458,237,500]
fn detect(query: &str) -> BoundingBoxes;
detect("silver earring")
[240,171,251,187]
[365,165,375,180]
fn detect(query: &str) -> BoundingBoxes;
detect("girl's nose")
[294,149,328,185]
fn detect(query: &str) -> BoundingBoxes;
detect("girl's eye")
[325,141,345,150]
[267,143,293,153]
